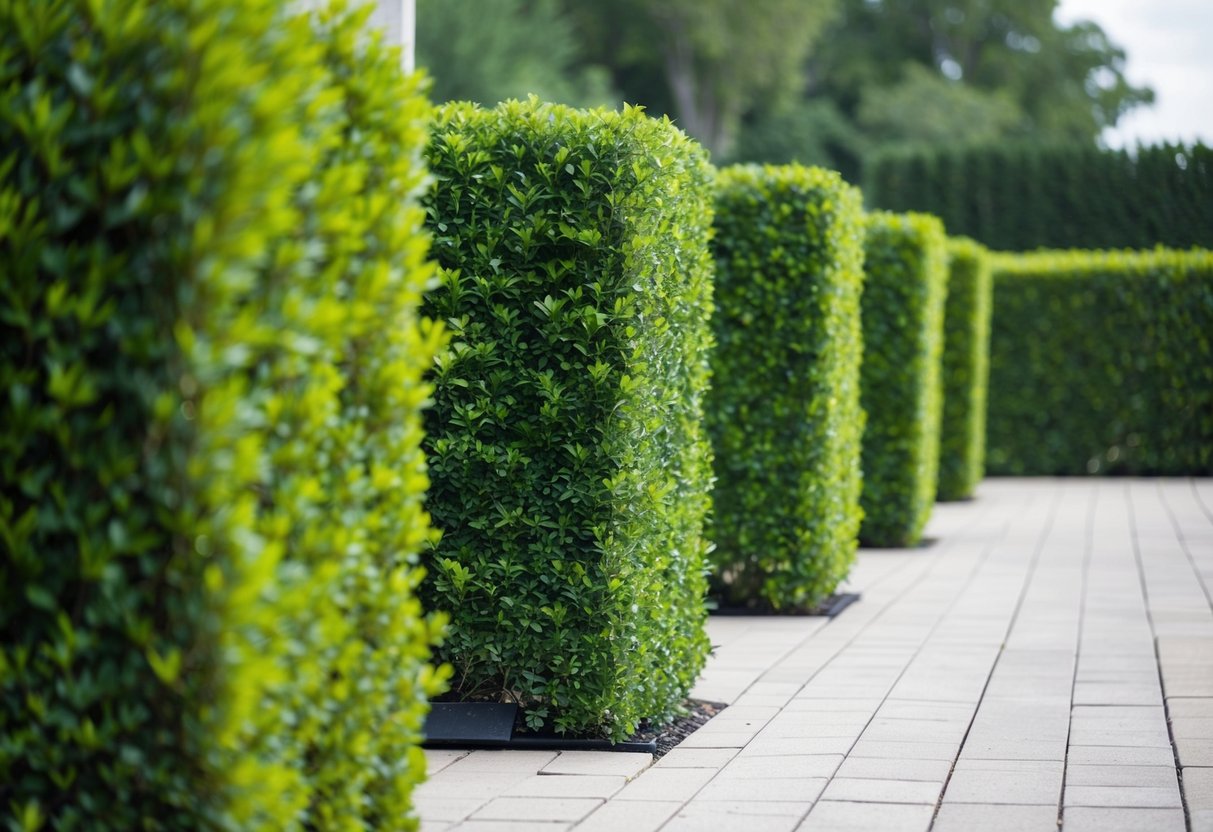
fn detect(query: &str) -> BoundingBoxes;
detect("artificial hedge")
[937,238,993,501]
[707,164,866,610]
[422,99,714,741]
[0,2,444,829]
[859,212,949,547]
[987,249,1213,476]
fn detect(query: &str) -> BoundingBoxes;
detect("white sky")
[1055,0,1213,148]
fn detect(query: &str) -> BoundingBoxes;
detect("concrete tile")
[798,800,934,832]
[1176,737,1213,766]
[613,767,717,802]
[469,797,602,823]
[674,731,755,749]
[1184,766,1213,812]
[1062,806,1186,831]
[834,757,952,782]
[933,803,1059,832]
[1067,727,1172,747]
[1063,746,1177,766]
[573,800,682,832]
[742,736,856,756]
[664,801,809,832]
[1073,682,1164,706]
[540,751,652,778]
[1065,765,1179,788]
[417,772,532,799]
[425,750,471,775]
[450,823,570,832]
[502,774,626,798]
[1168,697,1213,718]
[452,750,558,773]
[847,739,960,761]
[654,748,739,769]
[697,776,828,803]
[1064,785,1181,808]
[420,821,452,832]
[944,760,1062,804]
[959,739,1067,761]
[414,796,489,822]
[717,754,842,780]
[1172,717,1213,739]
[821,777,943,804]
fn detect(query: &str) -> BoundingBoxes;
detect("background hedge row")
[0,2,443,828]
[865,142,1213,251]
[937,238,993,500]
[707,164,866,611]
[421,99,714,740]
[987,248,1213,476]
[859,212,949,547]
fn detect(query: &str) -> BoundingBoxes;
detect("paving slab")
[933,803,1059,832]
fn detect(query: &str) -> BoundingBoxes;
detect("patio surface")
[416,478,1213,831]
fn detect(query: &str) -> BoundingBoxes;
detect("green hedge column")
[707,165,866,610]
[937,238,994,500]
[422,100,715,741]
[987,249,1213,475]
[0,2,443,828]
[859,212,949,547]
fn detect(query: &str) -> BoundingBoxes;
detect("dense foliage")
[859,213,949,547]
[0,2,443,828]
[421,99,715,740]
[988,249,1213,476]
[937,239,993,501]
[865,142,1213,250]
[707,165,866,610]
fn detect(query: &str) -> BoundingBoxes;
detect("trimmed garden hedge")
[707,165,866,610]
[0,2,443,828]
[987,249,1213,475]
[421,100,715,740]
[937,238,993,501]
[859,212,949,547]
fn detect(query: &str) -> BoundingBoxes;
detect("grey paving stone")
[613,767,716,802]
[933,803,1059,832]
[1064,765,1179,788]
[654,748,739,769]
[1065,745,1176,766]
[1168,697,1213,718]
[1171,717,1213,739]
[798,800,934,832]
[540,751,652,778]
[1176,737,1213,766]
[425,750,472,775]
[716,754,842,780]
[452,750,558,773]
[847,739,960,761]
[573,799,682,832]
[1061,806,1186,832]
[1063,785,1181,809]
[834,756,952,782]
[414,796,490,823]
[502,774,627,799]
[697,776,827,803]
[944,760,1063,805]
[450,822,571,832]
[469,797,602,823]
[821,777,943,804]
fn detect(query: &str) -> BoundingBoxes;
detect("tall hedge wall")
[0,2,443,829]
[421,100,714,740]
[865,142,1213,251]
[859,212,949,547]
[987,249,1213,476]
[707,165,866,610]
[937,238,993,501]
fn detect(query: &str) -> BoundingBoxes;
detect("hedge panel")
[422,99,714,740]
[707,164,866,610]
[987,249,1213,476]
[937,238,993,501]
[865,142,1213,251]
[0,2,443,829]
[859,212,949,547]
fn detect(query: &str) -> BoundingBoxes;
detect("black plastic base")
[422,702,658,753]
[709,591,861,618]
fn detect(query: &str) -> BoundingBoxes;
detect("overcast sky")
[1055,0,1213,147]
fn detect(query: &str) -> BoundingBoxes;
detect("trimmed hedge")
[421,100,715,740]
[0,2,443,829]
[707,165,866,610]
[865,142,1213,251]
[859,212,949,547]
[987,249,1213,476]
[937,238,993,501]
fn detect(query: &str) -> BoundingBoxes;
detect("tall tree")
[565,0,840,159]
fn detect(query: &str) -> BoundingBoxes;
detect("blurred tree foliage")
[416,0,1154,172]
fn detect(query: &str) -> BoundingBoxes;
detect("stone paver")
[414,480,1213,830]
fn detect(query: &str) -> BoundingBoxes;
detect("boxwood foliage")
[859,212,949,547]
[707,165,866,610]
[422,99,714,741]
[937,238,994,501]
[0,2,444,829]
[987,249,1213,475]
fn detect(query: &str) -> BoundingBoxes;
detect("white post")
[369,0,415,74]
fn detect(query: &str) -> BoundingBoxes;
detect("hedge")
[0,2,444,829]
[937,238,993,500]
[859,212,949,547]
[987,249,1213,476]
[707,165,866,610]
[421,99,714,740]
[864,142,1213,251]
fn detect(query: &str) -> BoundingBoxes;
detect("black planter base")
[422,702,658,753]
[709,591,861,618]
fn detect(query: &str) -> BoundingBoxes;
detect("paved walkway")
[417,479,1213,831]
